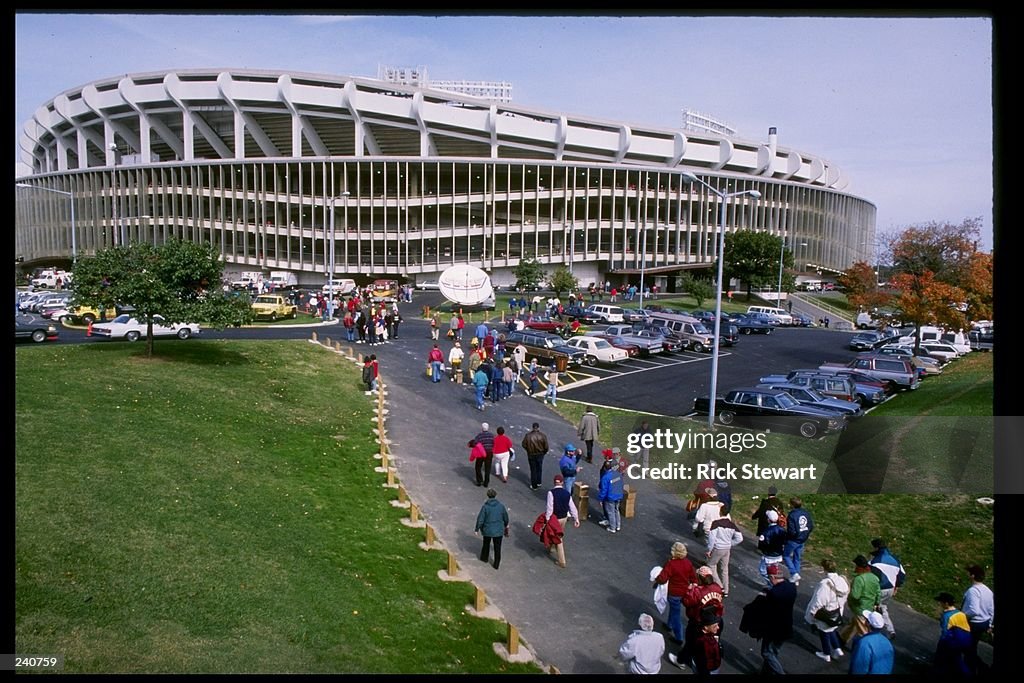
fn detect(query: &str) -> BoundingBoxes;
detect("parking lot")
[557,326,863,416]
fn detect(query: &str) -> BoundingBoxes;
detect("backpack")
[361,364,373,383]
[773,506,787,530]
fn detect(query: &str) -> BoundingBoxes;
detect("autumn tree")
[72,239,254,357]
[838,261,892,312]
[885,218,990,350]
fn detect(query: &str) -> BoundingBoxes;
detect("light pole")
[16,183,77,263]
[328,191,350,319]
[681,172,761,430]
[638,227,647,309]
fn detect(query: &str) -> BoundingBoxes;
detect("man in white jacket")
[705,504,743,598]
[619,613,665,674]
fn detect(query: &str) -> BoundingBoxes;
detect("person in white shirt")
[619,613,665,674]
[447,341,465,383]
[962,564,994,674]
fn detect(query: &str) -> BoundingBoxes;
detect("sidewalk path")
[344,303,991,675]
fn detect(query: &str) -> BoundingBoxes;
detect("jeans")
[491,379,502,402]
[528,455,544,488]
[346,326,355,341]
[474,455,493,487]
[563,475,576,493]
[430,360,443,382]
[530,378,540,394]
[783,540,805,577]
[545,382,558,404]
[817,627,842,654]
[667,596,683,643]
[475,386,486,409]
[758,555,783,587]
[761,639,786,674]
[603,499,621,530]
[480,535,503,568]
[877,587,896,636]
[505,379,515,397]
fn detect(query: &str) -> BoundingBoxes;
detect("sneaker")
[615,527,622,532]
[607,527,617,534]
[792,572,801,585]
[667,653,687,670]
[814,651,831,663]
[722,592,729,599]
[598,520,610,526]
[832,648,844,658]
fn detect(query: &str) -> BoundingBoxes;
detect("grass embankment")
[15,341,541,674]
[549,353,994,616]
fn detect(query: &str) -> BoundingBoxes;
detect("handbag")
[685,495,701,513]
[814,606,845,628]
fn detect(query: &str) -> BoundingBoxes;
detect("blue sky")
[15,13,994,250]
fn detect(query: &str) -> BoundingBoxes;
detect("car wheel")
[270,313,278,322]
[741,327,752,335]
[585,355,597,367]
[58,315,71,325]
[799,421,819,438]
[31,329,46,343]
[290,310,297,319]
[765,328,773,335]
[125,330,141,342]
[83,313,96,324]
[691,341,706,353]
[719,410,736,425]
[177,328,192,340]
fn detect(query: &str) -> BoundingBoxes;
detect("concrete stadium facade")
[16,68,876,289]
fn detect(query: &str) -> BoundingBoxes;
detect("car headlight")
[827,418,841,429]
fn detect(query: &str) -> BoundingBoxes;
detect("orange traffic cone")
[86,320,93,336]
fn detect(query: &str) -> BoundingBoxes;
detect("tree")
[838,261,893,313]
[722,231,785,300]
[547,266,578,298]
[513,257,545,291]
[884,218,990,350]
[678,274,715,309]
[71,240,254,357]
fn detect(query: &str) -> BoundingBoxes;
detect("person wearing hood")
[474,488,509,570]
[804,558,850,663]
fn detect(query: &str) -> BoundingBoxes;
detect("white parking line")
[560,352,730,390]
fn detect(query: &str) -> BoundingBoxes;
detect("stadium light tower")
[681,171,761,430]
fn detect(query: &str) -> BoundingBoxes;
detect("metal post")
[638,229,646,309]
[776,234,785,306]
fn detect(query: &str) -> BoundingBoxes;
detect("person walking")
[783,496,814,585]
[848,610,894,674]
[688,609,725,676]
[521,422,550,490]
[430,310,440,340]
[756,509,787,587]
[559,444,581,494]
[527,358,541,395]
[489,359,504,403]
[654,542,698,645]
[669,565,724,671]
[618,613,665,674]
[693,488,724,539]
[544,363,559,406]
[577,406,601,463]
[803,558,850,663]
[751,486,784,537]
[427,343,445,383]
[705,505,743,598]
[933,591,972,676]
[631,419,653,469]
[868,538,906,640]
[961,564,994,674]
[343,309,356,342]
[492,426,513,484]
[448,341,464,383]
[472,363,489,411]
[757,564,797,675]
[361,355,375,393]
[545,474,580,568]
[449,313,460,342]
[842,555,881,647]
[474,488,509,570]
[596,454,624,533]
[470,423,495,488]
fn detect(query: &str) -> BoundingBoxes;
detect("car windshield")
[693,323,710,334]
[255,296,277,303]
[804,388,827,401]
[775,393,799,409]
[110,314,132,323]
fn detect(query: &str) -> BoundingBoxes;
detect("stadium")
[16,68,876,289]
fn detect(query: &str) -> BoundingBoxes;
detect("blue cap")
[565,443,576,452]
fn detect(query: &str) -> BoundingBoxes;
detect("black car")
[693,387,846,439]
[562,304,602,324]
[732,314,775,335]
[719,322,740,346]
[15,315,59,343]
[505,330,586,368]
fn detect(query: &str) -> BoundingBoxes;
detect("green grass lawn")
[15,341,541,674]
[550,353,994,616]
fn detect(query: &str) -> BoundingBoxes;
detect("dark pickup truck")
[693,387,847,439]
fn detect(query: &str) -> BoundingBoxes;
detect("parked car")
[875,346,944,375]
[719,322,740,347]
[646,311,716,352]
[848,331,887,351]
[562,305,603,324]
[968,327,994,351]
[415,279,441,290]
[822,355,920,391]
[757,383,864,418]
[621,308,651,324]
[732,314,775,335]
[505,329,586,368]
[523,314,565,332]
[563,335,629,366]
[251,294,298,321]
[589,333,641,358]
[589,325,664,356]
[917,341,962,363]
[693,387,847,439]
[638,325,684,353]
[790,313,814,327]
[765,369,888,406]
[690,310,718,327]
[15,315,59,343]
[585,304,626,324]
[91,314,201,342]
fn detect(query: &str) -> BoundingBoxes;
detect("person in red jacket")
[427,343,445,383]
[655,542,698,644]
[671,565,725,671]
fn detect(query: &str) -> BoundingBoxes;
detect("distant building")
[681,109,737,138]
[16,68,874,287]
[378,64,513,104]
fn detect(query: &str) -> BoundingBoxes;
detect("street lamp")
[16,183,77,263]
[638,228,648,309]
[327,191,351,320]
[681,171,761,430]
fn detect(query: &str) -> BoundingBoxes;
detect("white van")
[269,271,298,290]
[747,305,793,326]
[585,303,625,323]
[323,278,357,296]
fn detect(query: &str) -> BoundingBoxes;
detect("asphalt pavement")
[324,295,994,675]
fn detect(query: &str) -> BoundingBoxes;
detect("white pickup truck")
[231,271,265,289]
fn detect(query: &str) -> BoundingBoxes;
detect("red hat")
[554,474,564,483]
[766,564,782,576]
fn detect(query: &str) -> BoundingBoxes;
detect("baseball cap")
[481,422,489,431]
[863,611,885,629]
[565,443,576,452]
[766,564,782,576]
[766,509,779,523]
[768,486,778,496]
[554,474,564,483]
[853,554,870,568]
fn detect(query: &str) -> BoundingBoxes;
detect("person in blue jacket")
[848,610,894,674]
[559,444,580,493]
[597,457,625,533]
[757,510,787,587]
[783,496,814,585]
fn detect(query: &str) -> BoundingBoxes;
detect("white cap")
[766,509,779,522]
[863,610,885,629]
[481,422,489,431]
